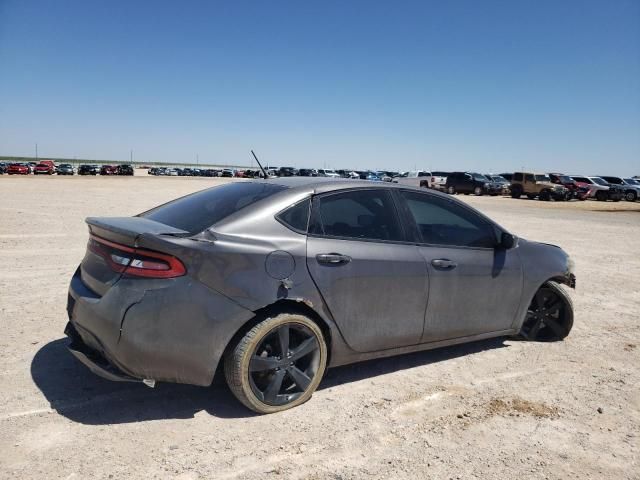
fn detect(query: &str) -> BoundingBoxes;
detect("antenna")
[251,150,269,179]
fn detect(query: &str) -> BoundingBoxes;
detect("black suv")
[117,164,134,176]
[445,172,500,196]
[277,167,298,177]
[78,164,99,175]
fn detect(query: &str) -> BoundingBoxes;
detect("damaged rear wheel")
[224,313,327,414]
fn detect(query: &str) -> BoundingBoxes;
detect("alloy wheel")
[521,286,571,341]
[249,323,321,406]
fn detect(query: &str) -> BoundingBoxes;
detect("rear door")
[306,188,428,352]
[396,190,523,342]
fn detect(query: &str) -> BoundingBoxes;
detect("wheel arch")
[218,298,335,375]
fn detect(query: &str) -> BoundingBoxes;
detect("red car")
[100,165,118,175]
[34,160,56,175]
[548,173,589,200]
[7,163,30,175]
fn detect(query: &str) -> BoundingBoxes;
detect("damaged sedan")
[65,178,575,413]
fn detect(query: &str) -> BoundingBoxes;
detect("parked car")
[78,164,99,175]
[486,174,511,194]
[570,176,623,202]
[393,170,432,188]
[277,167,299,177]
[100,165,118,175]
[598,176,640,202]
[56,164,75,175]
[27,162,37,173]
[510,172,569,200]
[316,169,341,178]
[117,164,134,176]
[221,168,235,178]
[65,178,575,414]
[445,171,501,196]
[298,168,317,177]
[430,171,449,191]
[34,160,56,174]
[0,162,7,174]
[548,173,589,200]
[7,163,30,175]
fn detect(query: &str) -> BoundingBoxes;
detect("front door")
[306,188,428,352]
[397,190,523,342]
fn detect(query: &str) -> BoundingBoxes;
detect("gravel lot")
[0,174,638,479]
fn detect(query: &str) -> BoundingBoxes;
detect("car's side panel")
[418,245,523,342]
[306,236,429,352]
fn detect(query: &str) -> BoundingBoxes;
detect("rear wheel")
[510,185,522,198]
[519,281,573,341]
[595,190,607,201]
[224,313,327,414]
[539,190,551,201]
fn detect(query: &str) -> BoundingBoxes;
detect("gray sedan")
[65,178,575,413]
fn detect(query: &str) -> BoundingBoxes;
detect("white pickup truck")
[392,170,432,188]
[429,171,449,191]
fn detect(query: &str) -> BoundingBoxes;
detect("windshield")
[624,178,640,185]
[491,175,507,182]
[557,175,573,183]
[140,182,287,234]
[472,173,487,181]
[591,177,608,186]
[534,174,551,182]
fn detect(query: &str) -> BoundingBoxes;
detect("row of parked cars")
[0,161,134,176]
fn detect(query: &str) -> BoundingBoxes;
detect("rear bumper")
[66,267,254,386]
[65,322,140,383]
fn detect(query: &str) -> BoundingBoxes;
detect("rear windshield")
[139,182,287,234]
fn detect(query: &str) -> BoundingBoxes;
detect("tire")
[474,186,483,196]
[224,313,327,414]
[510,185,522,198]
[526,193,536,200]
[519,281,573,342]
[595,191,607,202]
[625,191,637,202]
[447,186,456,195]
[539,190,551,201]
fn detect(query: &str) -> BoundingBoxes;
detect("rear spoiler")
[86,217,189,247]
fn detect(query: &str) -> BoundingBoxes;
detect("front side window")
[400,191,497,248]
[311,190,403,242]
[513,173,523,181]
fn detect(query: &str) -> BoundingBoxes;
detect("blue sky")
[1,0,638,174]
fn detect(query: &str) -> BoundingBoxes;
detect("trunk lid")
[81,217,188,296]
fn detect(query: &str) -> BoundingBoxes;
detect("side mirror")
[500,232,518,249]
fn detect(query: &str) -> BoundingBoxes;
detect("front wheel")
[519,281,573,341]
[224,313,327,414]
[625,191,637,202]
[447,186,456,195]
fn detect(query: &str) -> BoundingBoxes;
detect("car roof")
[246,176,453,198]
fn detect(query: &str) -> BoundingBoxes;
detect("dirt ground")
[0,174,638,479]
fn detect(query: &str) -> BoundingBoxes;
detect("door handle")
[431,258,457,269]
[316,253,352,265]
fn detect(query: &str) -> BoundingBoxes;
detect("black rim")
[521,288,569,341]
[249,323,321,406]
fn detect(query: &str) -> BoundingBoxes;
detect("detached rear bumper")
[66,266,255,387]
[65,322,141,383]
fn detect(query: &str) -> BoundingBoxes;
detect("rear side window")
[277,198,311,233]
[513,173,523,181]
[400,191,497,248]
[311,190,403,242]
[525,174,535,182]
[140,182,287,234]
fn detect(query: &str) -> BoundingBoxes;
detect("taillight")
[88,234,186,278]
